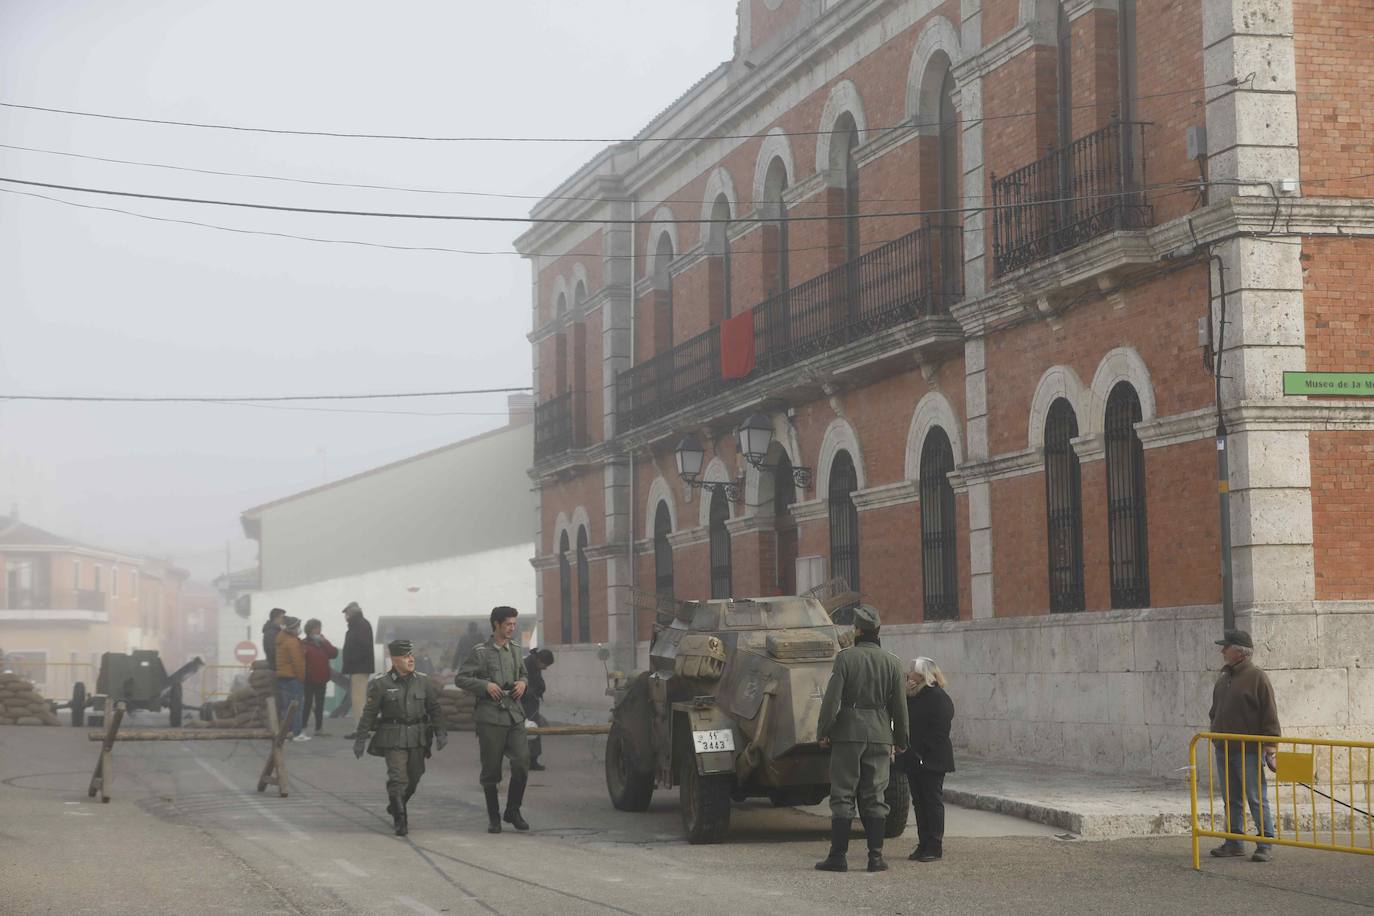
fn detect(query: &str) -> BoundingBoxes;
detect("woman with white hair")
[900,656,955,862]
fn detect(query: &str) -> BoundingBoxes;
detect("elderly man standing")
[341,601,375,741]
[1208,628,1280,862]
[815,605,909,873]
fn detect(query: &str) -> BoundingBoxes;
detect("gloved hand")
[353,736,367,759]
[435,733,448,752]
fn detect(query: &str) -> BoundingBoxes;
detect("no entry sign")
[234,641,258,664]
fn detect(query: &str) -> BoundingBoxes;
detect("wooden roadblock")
[88,699,125,803]
[526,724,611,736]
[256,699,297,797]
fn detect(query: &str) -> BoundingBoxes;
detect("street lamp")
[734,413,813,489]
[674,434,743,503]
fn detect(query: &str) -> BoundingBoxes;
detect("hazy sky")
[0,1,739,580]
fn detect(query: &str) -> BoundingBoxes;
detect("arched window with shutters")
[558,530,573,643]
[709,489,732,599]
[1044,398,1085,612]
[653,501,674,600]
[828,450,861,593]
[920,427,958,620]
[1105,382,1149,608]
[576,526,591,641]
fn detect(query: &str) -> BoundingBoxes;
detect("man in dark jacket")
[522,649,555,771]
[261,608,286,669]
[901,657,955,862]
[340,601,375,740]
[1208,628,1280,862]
[815,605,909,873]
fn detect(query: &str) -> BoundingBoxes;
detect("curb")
[942,786,1193,838]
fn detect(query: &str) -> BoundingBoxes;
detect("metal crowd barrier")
[1190,732,1374,869]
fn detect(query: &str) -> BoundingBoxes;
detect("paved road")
[2,724,1371,915]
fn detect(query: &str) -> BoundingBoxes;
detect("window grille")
[654,502,674,600]
[1044,398,1085,612]
[558,531,572,643]
[828,450,861,593]
[709,489,732,599]
[576,527,591,641]
[1105,383,1150,608]
[920,427,959,620]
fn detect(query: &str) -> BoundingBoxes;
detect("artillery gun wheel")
[679,755,732,844]
[168,683,184,728]
[883,769,911,838]
[605,720,654,812]
[70,682,86,727]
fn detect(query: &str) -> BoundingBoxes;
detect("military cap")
[388,639,414,657]
[852,604,881,631]
[1214,628,1253,649]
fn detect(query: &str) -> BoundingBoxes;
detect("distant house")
[0,514,189,699]
[239,399,537,667]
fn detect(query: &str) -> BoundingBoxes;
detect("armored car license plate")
[692,729,735,753]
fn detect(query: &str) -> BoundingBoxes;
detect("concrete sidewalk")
[944,754,1193,838]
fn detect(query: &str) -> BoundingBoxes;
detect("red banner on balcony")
[720,310,756,380]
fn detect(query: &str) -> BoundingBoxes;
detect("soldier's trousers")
[383,747,426,799]
[828,740,891,820]
[475,722,529,786]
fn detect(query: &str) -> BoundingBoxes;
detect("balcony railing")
[991,120,1152,277]
[534,390,575,460]
[0,588,106,612]
[617,221,962,433]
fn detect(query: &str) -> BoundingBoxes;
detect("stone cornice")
[530,554,559,571]
[1070,433,1106,464]
[1228,400,1374,432]
[667,526,709,549]
[961,447,1042,484]
[724,514,771,536]
[789,497,829,524]
[855,122,920,169]
[585,542,629,562]
[1137,408,1216,451]
[953,20,1053,85]
[852,480,919,512]
[528,285,623,343]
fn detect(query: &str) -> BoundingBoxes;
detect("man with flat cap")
[354,638,447,837]
[1208,628,1280,862]
[815,604,909,873]
[455,605,531,833]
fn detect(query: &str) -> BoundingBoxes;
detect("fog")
[0,0,738,579]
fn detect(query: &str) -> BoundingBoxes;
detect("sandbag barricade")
[0,672,61,726]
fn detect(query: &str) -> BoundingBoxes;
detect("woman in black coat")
[900,657,955,862]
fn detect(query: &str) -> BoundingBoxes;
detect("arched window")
[576,526,591,641]
[1056,2,1073,150]
[828,450,861,592]
[1105,382,1149,608]
[653,233,675,354]
[935,68,962,301]
[828,113,861,266]
[558,530,572,642]
[762,157,790,296]
[774,452,798,595]
[1044,398,1085,612]
[708,193,733,323]
[920,427,958,620]
[709,489,732,599]
[653,501,674,600]
[554,292,569,394]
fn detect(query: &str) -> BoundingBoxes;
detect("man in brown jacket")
[274,616,307,740]
[1208,628,1279,862]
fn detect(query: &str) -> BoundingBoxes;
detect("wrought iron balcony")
[616,221,963,433]
[991,121,1152,277]
[534,390,576,461]
[0,588,106,611]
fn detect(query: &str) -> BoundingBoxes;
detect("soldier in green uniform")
[815,605,909,873]
[353,639,447,837]
[454,605,531,834]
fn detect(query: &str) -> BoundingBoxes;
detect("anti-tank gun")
[604,592,909,844]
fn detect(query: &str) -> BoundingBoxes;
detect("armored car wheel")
[70,682,86,727]
[679,754,732,844]
[883,769,911,838]
[605,719,654,812]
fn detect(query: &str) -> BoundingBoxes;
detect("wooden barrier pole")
[526,724,611,736]
[88,701,126,803]
[257,700,296,797]
[88,729,273,741]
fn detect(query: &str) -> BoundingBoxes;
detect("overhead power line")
[0,387,531,404]
[0,78,1246,143]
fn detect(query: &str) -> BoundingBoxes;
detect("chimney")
[507,393,534,427]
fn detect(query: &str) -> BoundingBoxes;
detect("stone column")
[601,193,637,673]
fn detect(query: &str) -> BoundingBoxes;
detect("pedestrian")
[1208,628,1280,862]
[901,656,955,863]
[451,621,482,670]
[415,649,435,676]
[340,601,375,741]
[522,649,555,771]
[262,607,286,669]
[300,618,338,736]
[273,616,307,741]
[814,604,909,873]
[455,605,532,833]
[353,639,447,837]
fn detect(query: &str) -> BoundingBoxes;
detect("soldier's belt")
[842,704,884,710]
[379,718,426,725]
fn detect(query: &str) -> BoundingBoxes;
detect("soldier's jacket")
[454,637,528,726]
[816,640,910,747]
[357,668,445,757]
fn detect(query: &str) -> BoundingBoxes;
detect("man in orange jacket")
[274,616,307,740]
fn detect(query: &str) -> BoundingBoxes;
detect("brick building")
[516,0,1373,774]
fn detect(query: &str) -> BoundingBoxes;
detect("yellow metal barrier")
[1190,732,1374,869]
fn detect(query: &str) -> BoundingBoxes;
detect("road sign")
[234,641,258,664]
[1283,371,1374,396]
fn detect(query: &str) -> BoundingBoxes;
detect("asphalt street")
[1,723,1371,916]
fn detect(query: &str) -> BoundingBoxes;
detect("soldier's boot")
[386,796,398,816]
[389,794,407,837]
[484,785,502,834]
[862,816,888,872]
[503,770,530,831]
[814,818,851,872]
